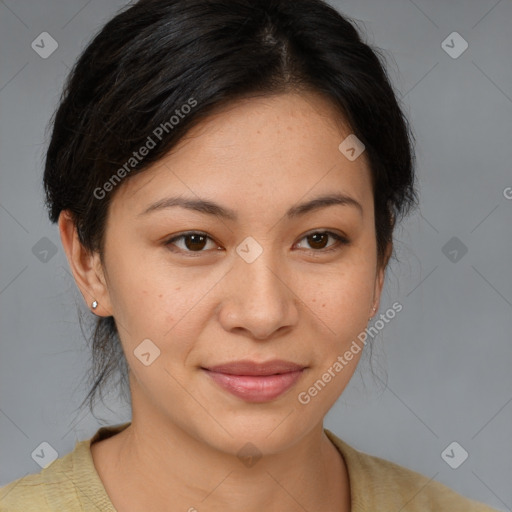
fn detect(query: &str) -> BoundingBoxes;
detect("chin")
[187,405,316,458]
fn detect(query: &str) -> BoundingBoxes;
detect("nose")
[216,248,300,340]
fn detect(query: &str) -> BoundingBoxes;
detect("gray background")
[0,0,511,510]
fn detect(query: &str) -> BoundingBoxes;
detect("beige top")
[0,422,498,511]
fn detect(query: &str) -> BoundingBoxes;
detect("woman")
[0,0,499,510]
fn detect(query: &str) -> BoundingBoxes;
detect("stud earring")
[91,300,98,310]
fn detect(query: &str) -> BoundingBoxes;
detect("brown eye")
[183,234,208,251]
[295,231,349,252]
[165,232,218,253]
[306,232,329,250]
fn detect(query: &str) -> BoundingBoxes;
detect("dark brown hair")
[43,0,418,414]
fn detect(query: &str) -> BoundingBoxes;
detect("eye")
[164,229,349,256]
[165,231,221,254]
[294,230,349,252]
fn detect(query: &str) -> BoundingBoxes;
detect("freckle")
[158,294,163,298]
[175,287,181,291]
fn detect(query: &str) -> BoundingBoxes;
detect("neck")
[103,414,350,512]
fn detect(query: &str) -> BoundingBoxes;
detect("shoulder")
[0,473,45,511]
[0,449,75,511]
[0,423,129,512]
[324,429,499,512]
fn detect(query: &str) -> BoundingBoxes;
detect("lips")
[202,360,306,402]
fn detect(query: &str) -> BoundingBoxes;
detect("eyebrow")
[139,193,363,220]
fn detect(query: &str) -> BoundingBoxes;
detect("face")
[81,92,387,455]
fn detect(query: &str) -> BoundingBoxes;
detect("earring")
[91,300,98,310]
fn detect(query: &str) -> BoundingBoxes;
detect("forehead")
[109,92,373,220]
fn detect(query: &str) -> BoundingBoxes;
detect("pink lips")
[203,360,306,403]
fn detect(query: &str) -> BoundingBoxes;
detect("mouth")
[202,360,307,403]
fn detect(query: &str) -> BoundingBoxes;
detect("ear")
[58,210,113,317]
[370,241,392,318]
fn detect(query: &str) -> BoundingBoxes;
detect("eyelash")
[164,230,350,256]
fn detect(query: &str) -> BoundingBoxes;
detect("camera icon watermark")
[441,441,468,469]
[442,236,468,263]
[31,32,58,59]
[32,237,58,263]
[237,442,262,468]
[236,236,263,264]
[31,441,58,469]
[441,32,468,59]
[134,338,161,366]
[338,134,365,161]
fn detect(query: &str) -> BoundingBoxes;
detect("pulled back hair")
[43,0,418,414]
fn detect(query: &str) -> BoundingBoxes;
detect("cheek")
[295,269,373,411]
[298,261,375,343]
[105,255,217,360]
